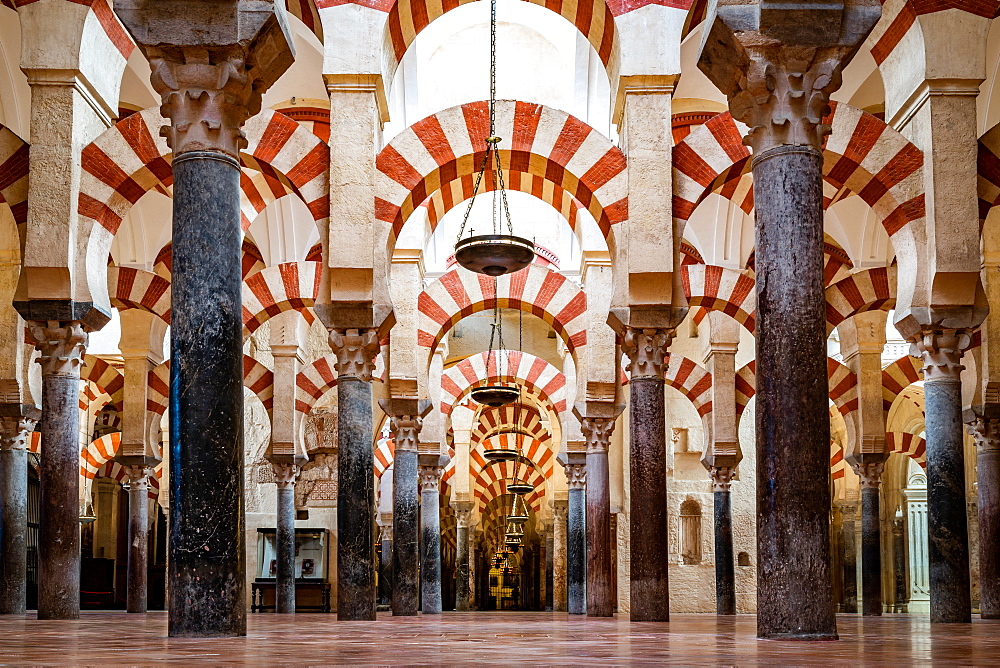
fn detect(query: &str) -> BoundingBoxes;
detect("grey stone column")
[966,411,1000,618]
[115,0,293,638]
[378,521,393,607]
[272,463,300,614]
[697,0,878,637]
[579,413,619,618]
[853,461,886,616]
[564,458,587,615]
[552,501,568,611]
[545,528,554,611]
[839,502,858,613]
[711,466,736,615]
[911,331,972,623]
[621,328,673,621]
[123,465,153,614]
[385,414,421,616]
[418,458,445,614]
[0,410,38,615]
[330,330,380,621]
[454,504,474,612]
[28,322,88,620]
[892,512,907,612]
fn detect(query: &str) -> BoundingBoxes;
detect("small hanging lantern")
[507,479,533,495]
[470,384,520,407]
[508,494,529,524]
[505,521,524,540]
[79,499,97,525]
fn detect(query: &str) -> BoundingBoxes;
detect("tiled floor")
[0,611,997,664]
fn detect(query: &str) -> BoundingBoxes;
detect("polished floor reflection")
[0,611,996,664]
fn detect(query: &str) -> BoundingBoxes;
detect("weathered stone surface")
[271,462,299,614]
[853,461,885,616]
[564,458,586,616]
[392,449,418,616]
[966,411,1000,619]
[418,460,444,614]
[123,465,153,614]
[0,410,37,616]
[579,411,619,618]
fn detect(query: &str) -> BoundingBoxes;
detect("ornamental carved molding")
[564,463,587,490]
[909,329,970,383]
[710,466,736,492]
[123,465,154,489]
[418,465,443,492]
[390,414,423,453]
[581,417,615,454]
[28,321,88,378]
[0,416,36,452]
[851,461,885,489]
[329,328,380,381]
[621,327,674,380]
[148,47,260,158]
[271,462,301,490]
[967,416,1000,454]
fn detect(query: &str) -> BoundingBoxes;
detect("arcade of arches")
[4,0,1000,663]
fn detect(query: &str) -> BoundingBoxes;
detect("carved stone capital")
[967,416,1000,454]
[710,466,736,492]
[0,416,36,452]
[418,465,443,492]
[581,416,616,454]
[621,327,674,380]
[456,508,476,529]
[122,465,154,489]
[851,460,885,489]
[390,414,423,453]
[698,0,880,156]
[28,321,88,378]
[564,463,587,490]
[552,501,568,522]
[908,329,970,382]
[271,461,300,490]
[329,328,380,381]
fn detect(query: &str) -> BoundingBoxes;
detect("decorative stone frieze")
[909,329,971,382]
[851,460,885,489]
[0,416,36,452]
[28,321,88,377]
[710,466,736,492]
[621,327,673,380]
[329,329,380,381]
[390,415,423,453]
[564,463,587,491]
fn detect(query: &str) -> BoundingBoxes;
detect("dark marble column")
[621,328,673,621]
[419,460,444,614]
[840,503,858,613]
[966,411,1000,618]
[912,331,972,623]
[272,463,300,614]
[697,0,878,639]
[123,466,152,614]
[454,504,474,612]
[331,330,380,621]
[388,416,420,616]
[711,466,736,615]
[579,414,618,617]
[892,512,907,612]
[27,322,88,620]
[564,459,587,615]
[114,0,293,637]
[545,529,554,611]
[0,410,38,615]
[854,462,886,616]
[378,522,393,607]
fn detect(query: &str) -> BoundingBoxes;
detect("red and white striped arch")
[440,351,567,417]
[471,433,555,480]
[0,125,28,241]
[744,239,855,287]
[96,461,162,500]
[831,441,847,481]
[108,267,171,323]
[81,355,124,413]
[242,262,321,337]
[146,355,274,417]
[471,405,551,448]
[825,267,895,333]
[662,355,713,418]
[882,355,923,416]
[79,107,329,274]
[374,434,395,479]
[417,264,587,358]
[381,0,619,87]
[978,124,1000,229]
[284,0,323,42]
[886,431,927,468]
[295,354,338,416]
[472,460,547,514]
[867,0,1000,67]
[377,100,627,242]
[734,358,859,420]
[673,104,924,238]
[681,264,756,333]
[423,170,588,232]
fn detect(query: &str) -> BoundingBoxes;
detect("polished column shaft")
[272,463,299,614]
[124,467,151,614]
[419,464,443,614]
[580,413,617,618]
[566,462,586,615]
[392,449,418,616]
[712,468,736,615]
[0,412,37,615]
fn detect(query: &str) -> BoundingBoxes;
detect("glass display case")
[255,528,328,580]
